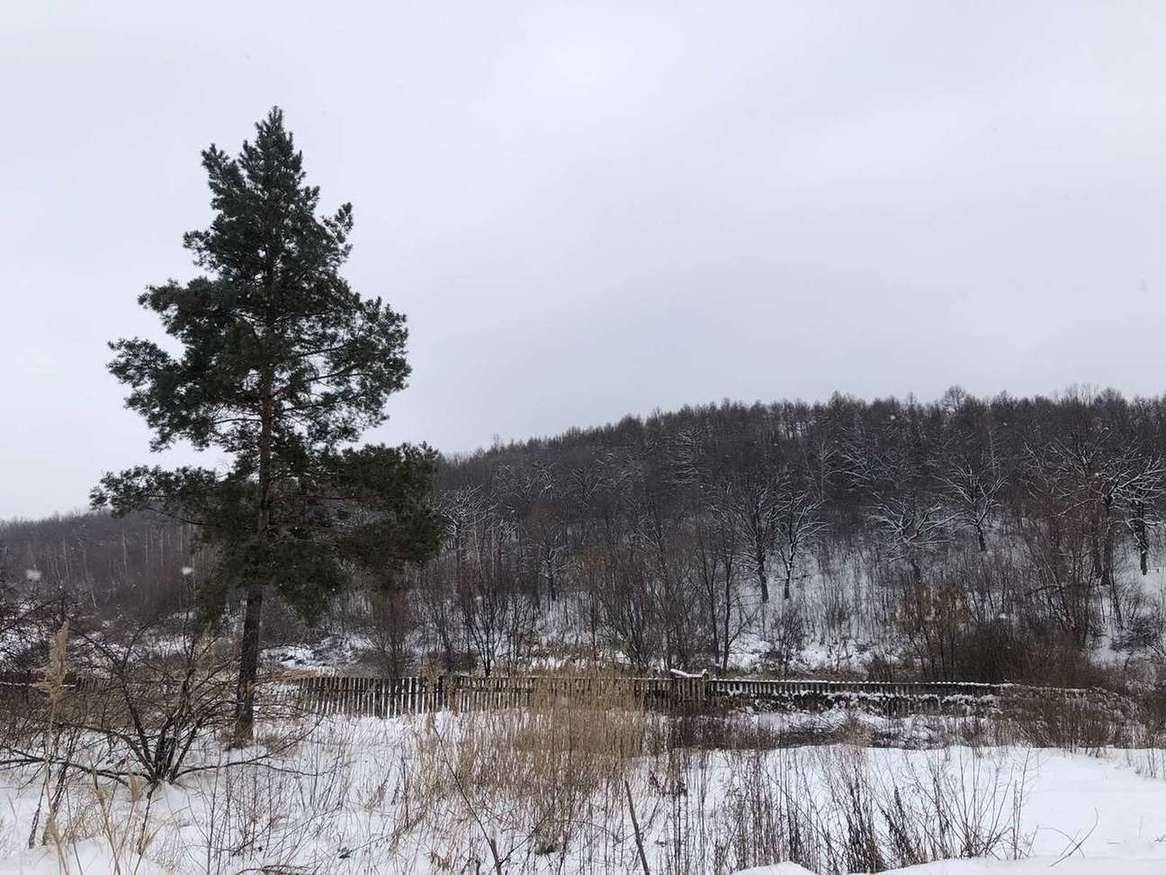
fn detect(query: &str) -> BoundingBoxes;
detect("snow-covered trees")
[14,388,1166,676]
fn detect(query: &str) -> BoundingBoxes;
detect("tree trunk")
[755,540,769,604]
[232,584,263,746]
[721,564,732,672]
[1134,501,1149,575]
[1102,496,1121,627]
[235,360,274,746]
[706,574,719,671]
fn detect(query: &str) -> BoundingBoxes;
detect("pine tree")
[92,108,442,744]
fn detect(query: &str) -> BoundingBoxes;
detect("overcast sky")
[3,2,1166,519]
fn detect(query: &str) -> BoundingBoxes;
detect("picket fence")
[281,674,1063,719]
[287,674,705,717]
[1,670,1108,721]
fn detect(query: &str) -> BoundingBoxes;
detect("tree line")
[8,386,1166,685]
[420,387,1166,679]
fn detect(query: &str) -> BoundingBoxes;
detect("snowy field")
[1,708,1164,875]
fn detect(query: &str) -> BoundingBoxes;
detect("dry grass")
[709,745,1031,874]
[6,657,1166,873]
[406,672,656,870]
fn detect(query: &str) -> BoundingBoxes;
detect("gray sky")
[3,2,1166,519]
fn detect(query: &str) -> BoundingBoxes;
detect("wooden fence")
[281,674,1086,719]
[2,670,1113,721]
[287,674,709,717]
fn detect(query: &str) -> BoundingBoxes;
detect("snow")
[1,713,1164,873]
[263,632,372,670]
[2,840,171,874]
[736,744,1166,874]
[742,860,1166,874]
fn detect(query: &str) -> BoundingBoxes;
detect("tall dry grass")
[15,660,1166,873]
[406,671,658,871]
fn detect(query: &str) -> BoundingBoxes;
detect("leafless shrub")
[713,745,1030,874]
[762,603,802,674]
[1005,692,1120,754]
[366,586,416,681]
[1,617,311,792]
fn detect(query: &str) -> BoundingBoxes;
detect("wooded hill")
[6,387,1166,683]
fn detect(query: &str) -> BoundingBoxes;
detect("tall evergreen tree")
[92,108,442,744]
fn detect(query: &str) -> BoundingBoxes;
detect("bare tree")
[772,487,826,601]
[1114,452,1166,576]
[593,543,661,669]
[844,416,951,585]
[1024,433,1152,626]
[939,436,1005,554]
[365,584,415,681]
[691,494,750,670]
[727,477,779,604]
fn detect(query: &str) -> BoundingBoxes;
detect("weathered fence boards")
[284,674,1090,719]
[707,678,1015,718]
[1,670,1112,721]
[286,674,710,717]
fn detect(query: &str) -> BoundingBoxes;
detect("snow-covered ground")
[0,709,1163,874]
[742,860,1166,875]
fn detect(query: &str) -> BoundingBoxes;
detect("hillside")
[5,388,1166,686]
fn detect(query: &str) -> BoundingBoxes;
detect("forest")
[6,386,1165,687]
